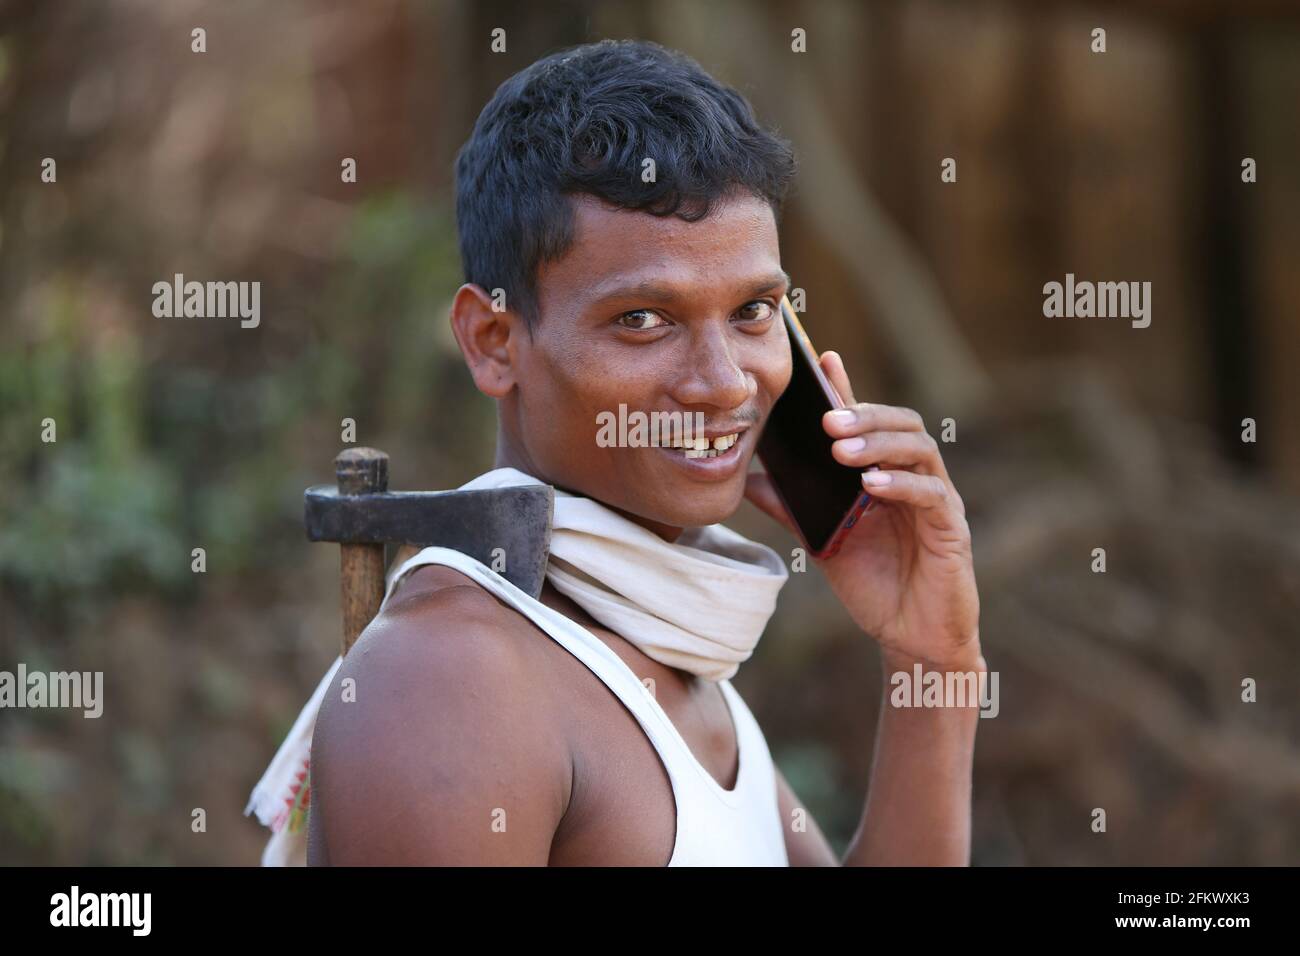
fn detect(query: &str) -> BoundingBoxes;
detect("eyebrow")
[587,269,791,306]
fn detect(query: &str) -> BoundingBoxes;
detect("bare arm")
[308,582,573,865]
[750,356,983,868]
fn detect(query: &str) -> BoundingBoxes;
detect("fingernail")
[862,470,892,487]
[839,436,866,453]
[828,409,854,425]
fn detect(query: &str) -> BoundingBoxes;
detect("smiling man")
[251,38,982,866]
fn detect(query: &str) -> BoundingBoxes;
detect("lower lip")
[654,432,749,482]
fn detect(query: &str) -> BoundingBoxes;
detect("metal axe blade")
[305,484,554,599]
[309,447,554,656]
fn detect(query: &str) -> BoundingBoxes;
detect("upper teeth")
[678,433,738,458]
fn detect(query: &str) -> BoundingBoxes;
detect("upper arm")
[776,766,840,866]
[309,584,572,865]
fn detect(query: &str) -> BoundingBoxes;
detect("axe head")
[305,483,554,599]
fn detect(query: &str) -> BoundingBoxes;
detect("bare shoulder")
[308,564,573,865]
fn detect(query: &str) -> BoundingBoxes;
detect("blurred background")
[1,0,1298,865]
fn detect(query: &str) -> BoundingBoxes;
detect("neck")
[493,429,685,544]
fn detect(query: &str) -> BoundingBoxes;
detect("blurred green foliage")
[0,194,463,612]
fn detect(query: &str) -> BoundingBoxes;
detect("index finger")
[819,350,857,407]
[822,401,927,437]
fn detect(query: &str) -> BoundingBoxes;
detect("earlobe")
[449,283,518,399]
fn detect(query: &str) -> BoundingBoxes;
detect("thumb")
[744,471,798,536]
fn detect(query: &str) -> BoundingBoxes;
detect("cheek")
[554,357,624,415]
[527,341,642,444]
[525,331,592,401]
[753,341,793,407]
[548,334,662,407]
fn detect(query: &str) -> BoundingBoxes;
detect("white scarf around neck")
[461,466,789,682]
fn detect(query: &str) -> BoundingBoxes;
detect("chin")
[626,481,746,531]
[576,442,755,530]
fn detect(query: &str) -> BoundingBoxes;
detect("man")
[298,38,982,866]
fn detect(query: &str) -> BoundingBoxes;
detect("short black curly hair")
[453,38,797,331]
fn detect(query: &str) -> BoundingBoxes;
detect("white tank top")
[381,546,790,867]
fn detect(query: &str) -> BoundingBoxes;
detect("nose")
[671,324,754,411]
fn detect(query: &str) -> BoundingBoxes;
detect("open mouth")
[661,431,742,459]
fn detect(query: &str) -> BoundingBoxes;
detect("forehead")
[536,191,781,310]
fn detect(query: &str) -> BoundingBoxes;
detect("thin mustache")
[698,410,762,431]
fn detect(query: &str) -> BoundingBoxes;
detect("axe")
[305,447,555,655]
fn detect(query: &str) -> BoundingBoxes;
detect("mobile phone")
[756,296,875,559]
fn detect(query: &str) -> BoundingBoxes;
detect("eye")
[615,309,670,331]
[736,300,776,323]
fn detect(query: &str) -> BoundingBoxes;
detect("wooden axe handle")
[335,447,389,656]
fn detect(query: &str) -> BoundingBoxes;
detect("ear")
[449,284,524,399]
